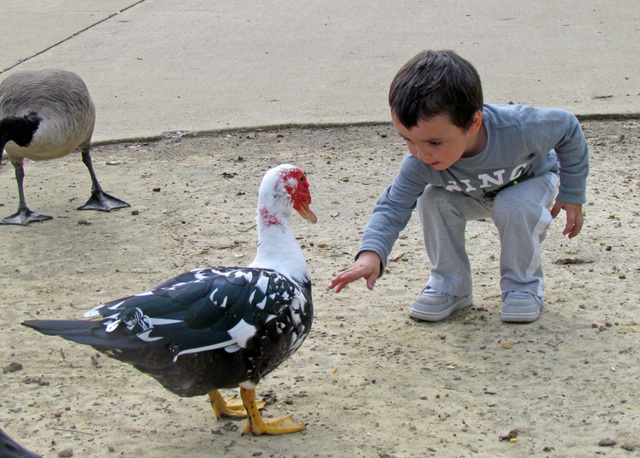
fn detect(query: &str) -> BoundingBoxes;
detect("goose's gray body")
[0,69,129,225]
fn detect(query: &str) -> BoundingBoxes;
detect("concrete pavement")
[2,0,639,143]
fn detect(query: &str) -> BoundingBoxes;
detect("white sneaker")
[501,292,542,323]
[410,287,473,322]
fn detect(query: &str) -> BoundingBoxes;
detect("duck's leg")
[77,149,130,212]
[240,387,305,435]
[1,161,52,225]
[208,390,266,419]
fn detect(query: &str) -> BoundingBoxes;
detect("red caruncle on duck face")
[282,168,317,223]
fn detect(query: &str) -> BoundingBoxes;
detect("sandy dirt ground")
[0,119,639,457]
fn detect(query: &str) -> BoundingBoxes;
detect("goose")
[23,164,317,435]
[0,68,129,225]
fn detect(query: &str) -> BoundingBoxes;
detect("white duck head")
[250,164,317,283]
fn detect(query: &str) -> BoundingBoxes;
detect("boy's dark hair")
[389,50,483,130]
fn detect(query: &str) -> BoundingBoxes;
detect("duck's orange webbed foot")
[240,387,306,435]
[208,389,266,419]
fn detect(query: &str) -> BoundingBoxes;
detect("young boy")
[329,50,588,323]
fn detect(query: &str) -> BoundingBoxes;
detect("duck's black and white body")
[0,68,129,225]
[23,164,317,435]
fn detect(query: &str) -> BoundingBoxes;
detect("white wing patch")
[137,329,163,342]
[255,274,270,294]
[149,317,182,326]
[227,319,257,348]
[84,300,125,318]
[173,319,257,362]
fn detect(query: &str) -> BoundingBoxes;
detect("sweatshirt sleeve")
[525,108,589,204]
[357,153,429,273]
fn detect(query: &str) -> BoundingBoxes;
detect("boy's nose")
[416,147,432,163]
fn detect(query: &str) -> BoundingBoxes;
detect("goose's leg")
[77,149,130,212]
[208,390,266,419]
[240,387,305,436]
[1,161,52,225]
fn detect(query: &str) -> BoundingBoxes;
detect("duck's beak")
[294,200,317,224]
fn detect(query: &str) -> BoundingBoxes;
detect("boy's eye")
[429,141,441,146]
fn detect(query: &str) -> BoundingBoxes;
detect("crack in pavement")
[1,0,147,74]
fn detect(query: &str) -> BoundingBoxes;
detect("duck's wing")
[25,266,310,362]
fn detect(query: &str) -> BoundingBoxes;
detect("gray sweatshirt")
[358,103,589,271]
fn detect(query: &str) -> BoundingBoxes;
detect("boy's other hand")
[551,200,583,238]
[329,251,382,293]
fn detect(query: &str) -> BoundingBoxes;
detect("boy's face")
[392,111,484,170]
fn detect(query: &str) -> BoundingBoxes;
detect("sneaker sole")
[500,308,541,323]
[409,297,473,322]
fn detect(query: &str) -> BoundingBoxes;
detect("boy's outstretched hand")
[551,200,583,238]
[329,251,382,293]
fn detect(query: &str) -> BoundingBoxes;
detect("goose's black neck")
[0,112,41,150]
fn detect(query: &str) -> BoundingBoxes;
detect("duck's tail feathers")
[22,319,131,349]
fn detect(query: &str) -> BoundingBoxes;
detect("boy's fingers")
[566,218,583,238]
[329,265,377,292]
[329,270,359,292]
[329,276,348,292]
[563,208,583,238]
[563,212,575,235]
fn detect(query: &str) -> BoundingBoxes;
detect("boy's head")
[389,50,483,131]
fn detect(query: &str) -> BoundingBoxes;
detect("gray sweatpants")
[417,171,560,299]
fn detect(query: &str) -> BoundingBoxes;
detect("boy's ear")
[467,110,483,134]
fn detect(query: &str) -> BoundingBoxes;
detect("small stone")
[598,438,617,447]
[2,362,23,373]
[58,448,74,457]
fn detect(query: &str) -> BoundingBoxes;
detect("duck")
[0,68,129,225]
[23,164,317,436]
